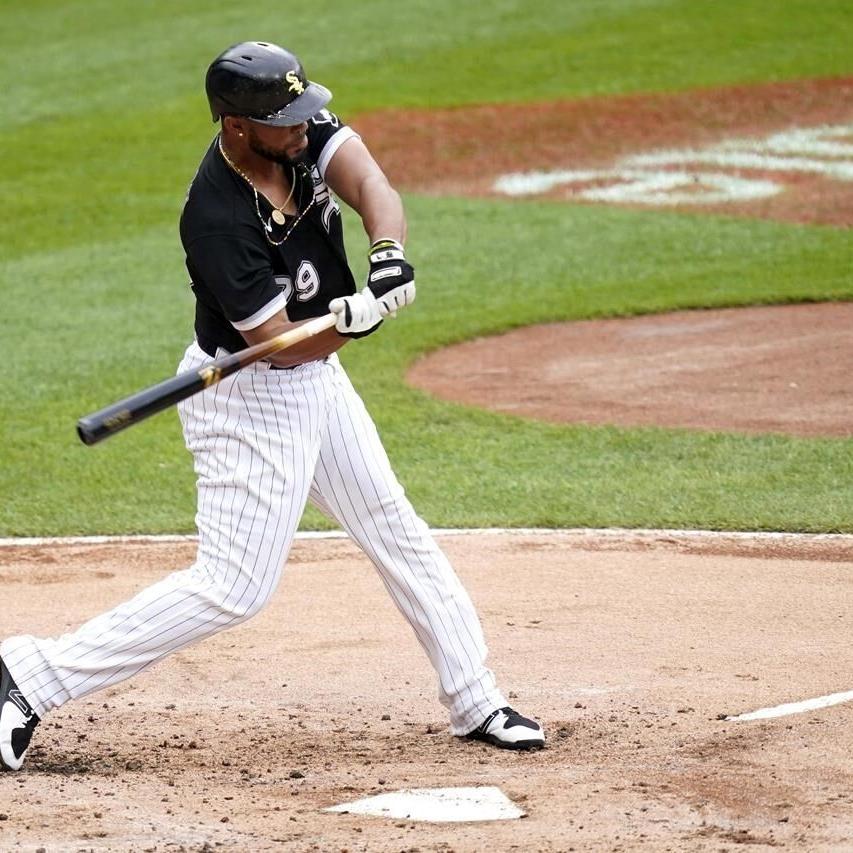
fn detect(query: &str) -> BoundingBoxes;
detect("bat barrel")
[77,314,337,445]
[76,370,212,445]
[77,408,135,446]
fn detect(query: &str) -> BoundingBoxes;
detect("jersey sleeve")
[307,110,360,179]
[184,234,286,331]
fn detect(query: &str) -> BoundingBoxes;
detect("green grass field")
[1,0,851,536]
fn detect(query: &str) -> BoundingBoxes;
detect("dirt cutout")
[355,77,853,226]
[359,78,853,436]
[408,302,853,437]
[1,532,853,851]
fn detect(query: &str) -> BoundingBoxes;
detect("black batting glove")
[366,239,416,316]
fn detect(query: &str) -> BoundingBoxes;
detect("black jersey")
[180,111,358,356]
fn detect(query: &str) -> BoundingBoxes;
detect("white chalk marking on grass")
[492,122,853,207]
[2,527,852,548]
[494,168,780,204]
[0,534,201,547]
[495,168,605,195]
[324,786,525,823]
[737,124,853,159]
[0,532,344,547]
[578,170,780,205]
[726,690,853,721]
[624,149,853,180]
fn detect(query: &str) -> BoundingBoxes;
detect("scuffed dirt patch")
[354,77,853,225]
[407,302,853,437]
[1,533,853,850]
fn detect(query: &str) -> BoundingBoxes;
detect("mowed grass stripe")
[3,0,850,126]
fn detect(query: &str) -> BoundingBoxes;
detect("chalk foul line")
[726,689,853,721]
[2,527,852,548]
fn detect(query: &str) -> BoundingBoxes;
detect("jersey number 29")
[275,261,320,303]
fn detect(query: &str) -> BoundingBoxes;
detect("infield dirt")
[1,531,852,851]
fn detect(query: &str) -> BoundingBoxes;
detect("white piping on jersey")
[232,290,289,331]
[316,127,360,180]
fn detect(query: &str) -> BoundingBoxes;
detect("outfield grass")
[1,1,851,535]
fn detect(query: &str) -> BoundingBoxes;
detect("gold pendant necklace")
[218,138,303,244]
[271,179,295,225]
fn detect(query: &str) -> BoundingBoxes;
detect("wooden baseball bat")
[77,313,338,446]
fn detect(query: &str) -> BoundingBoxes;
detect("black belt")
[197,336,297,370]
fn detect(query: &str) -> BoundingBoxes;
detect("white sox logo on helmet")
[285,71,305,95]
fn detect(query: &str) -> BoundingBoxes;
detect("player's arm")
[324,137,416,331]
[239,311,347,368]
[324,136,407,245]
[185,233,347,368]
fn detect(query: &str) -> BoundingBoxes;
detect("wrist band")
[369,237,404,254]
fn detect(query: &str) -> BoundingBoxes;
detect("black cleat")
[0,657,40,771]
[464,706,545,750]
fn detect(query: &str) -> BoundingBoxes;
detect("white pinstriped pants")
[1,342,505,735]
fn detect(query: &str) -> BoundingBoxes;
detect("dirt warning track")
[1,531,851,851]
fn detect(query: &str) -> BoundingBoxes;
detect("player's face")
[247,121,309,165]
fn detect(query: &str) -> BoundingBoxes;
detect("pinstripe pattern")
[309,361,504,734]
[1,342,504,734]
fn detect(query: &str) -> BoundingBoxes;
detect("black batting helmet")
[205,42,332,126]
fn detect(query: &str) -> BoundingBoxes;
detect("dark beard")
[248,133,307,167]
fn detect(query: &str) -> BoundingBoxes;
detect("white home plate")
[324,786,525,822]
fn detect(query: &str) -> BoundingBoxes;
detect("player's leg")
[308,359,542,748]
[1,346,325,767]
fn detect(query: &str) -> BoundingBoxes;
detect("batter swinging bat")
[77,313,337,446]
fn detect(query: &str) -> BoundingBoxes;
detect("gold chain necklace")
[218,138,313,247]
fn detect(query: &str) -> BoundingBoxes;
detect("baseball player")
[0,41,544,772]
